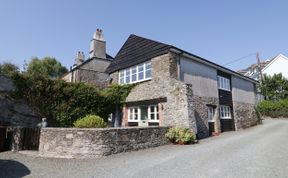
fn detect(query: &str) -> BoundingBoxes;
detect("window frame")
[219,105,232,119]
[128,107,140,122]
[128,105,159,123]
[148,105,159,123]
[118,61,152,84]
[217,76,231,91]
[207,106,215,122]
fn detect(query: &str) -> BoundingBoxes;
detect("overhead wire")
[223,53,257,66]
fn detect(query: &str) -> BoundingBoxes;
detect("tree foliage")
[25,57,68,79]
[0,62,19,77]
[11,74,133,127]
[259,73,288,100]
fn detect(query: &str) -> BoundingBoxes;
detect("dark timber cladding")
[217,70,235,132]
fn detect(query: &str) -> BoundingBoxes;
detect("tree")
[0,62,19,77]
[259,73,288,100]
[25,57,68,79]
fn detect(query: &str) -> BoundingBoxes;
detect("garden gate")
[22,128,41,150]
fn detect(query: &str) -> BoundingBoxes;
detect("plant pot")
[177,141,185,145]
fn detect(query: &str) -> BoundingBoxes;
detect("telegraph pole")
[257,52,264,83]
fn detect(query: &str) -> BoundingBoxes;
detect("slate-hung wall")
[108,34,258,138]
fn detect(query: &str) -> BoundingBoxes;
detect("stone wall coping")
[41,126,170,131]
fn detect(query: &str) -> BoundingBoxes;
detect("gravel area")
[1,118,288,178]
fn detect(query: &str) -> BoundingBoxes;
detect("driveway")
[1,119,288,178]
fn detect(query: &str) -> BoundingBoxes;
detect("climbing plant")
[11,73,133,127]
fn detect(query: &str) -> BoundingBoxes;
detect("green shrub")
[74,115,107,128]
[10,74,133,127]
[257,99,288,118]
[165,127,196,144]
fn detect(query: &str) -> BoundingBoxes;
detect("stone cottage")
[106,34,258,138]
[63,29,113,88]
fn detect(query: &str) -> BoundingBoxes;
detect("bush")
[257,99,288,118]
[74,115,107,128]
[165,127,196,145]
[10,74,133,127]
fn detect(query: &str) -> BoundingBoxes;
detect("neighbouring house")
[106,34,258,138]
[63,29,113,88]
[238,54,288,80]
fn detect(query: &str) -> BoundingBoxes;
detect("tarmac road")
[1,118,288,178]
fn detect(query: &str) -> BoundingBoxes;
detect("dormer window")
[119,61,152,84]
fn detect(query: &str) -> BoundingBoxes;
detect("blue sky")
[0,0,287,71]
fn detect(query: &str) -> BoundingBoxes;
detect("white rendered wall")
[263,55,288,79]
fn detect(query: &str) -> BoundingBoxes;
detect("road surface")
[1,119,288,178]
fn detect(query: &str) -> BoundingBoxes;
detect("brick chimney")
[89,28,106,59]
[74,51,85,66]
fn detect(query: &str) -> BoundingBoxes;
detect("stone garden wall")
[39,126,169,158]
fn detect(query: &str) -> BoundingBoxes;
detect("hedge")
[11,74,133,127]
[257,99,288,118]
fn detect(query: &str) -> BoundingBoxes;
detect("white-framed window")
[148,105,159,122]
[118,61,152,84]
[125,69,131,84]
[217,76,230,91]
[128,105,159,123]
[131,67,137,82]
[220,105,231,119]
[128,107,140,121]
[145,62,151,79]
[207,106,215,122]
[119,71,125,84]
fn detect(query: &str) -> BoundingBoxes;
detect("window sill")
[128,120,159,123]
[220,118,232,120]
[120,78,152,85]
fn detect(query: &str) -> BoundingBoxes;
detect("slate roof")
[106,35,171,73]
[71,53,113,72]
[106,34,258,83]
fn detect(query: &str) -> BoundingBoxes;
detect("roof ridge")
[129,34,172,48]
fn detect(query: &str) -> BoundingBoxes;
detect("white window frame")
[220,105,232,119]
[148,105,159,123]
[119,71,125,84]
[118,61,152,84]
[207,106,215,122]
[128,105,159,123]
[217,76,231,91]
[128,107,140,122]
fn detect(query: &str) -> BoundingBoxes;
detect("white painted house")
[262,54,288,78]
[239,54,288,80]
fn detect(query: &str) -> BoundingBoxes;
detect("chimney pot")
[89,28,106,59]
[75,51,85,66]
